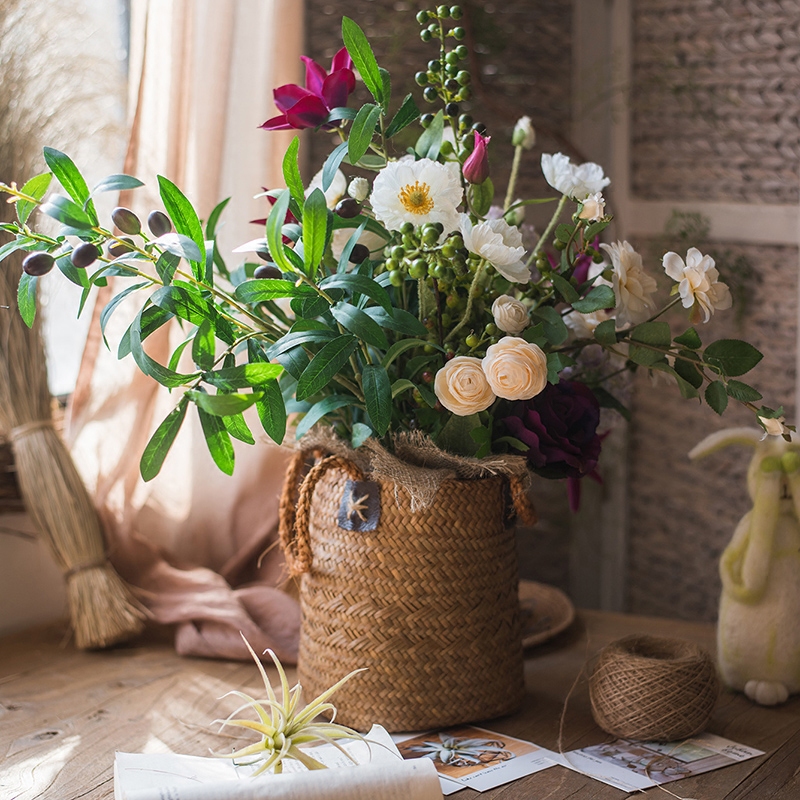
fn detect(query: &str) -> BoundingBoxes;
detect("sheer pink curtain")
[66,0,305,661]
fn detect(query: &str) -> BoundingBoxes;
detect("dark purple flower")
[499,380,602,508]
[463,131,491,184]
[260,47,356,131]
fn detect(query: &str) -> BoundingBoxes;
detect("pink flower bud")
[463,131,491,184]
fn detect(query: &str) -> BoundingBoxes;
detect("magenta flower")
[260,48,356,131]
[463,131,491,184]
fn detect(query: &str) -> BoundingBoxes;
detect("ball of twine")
[589,634,720,741]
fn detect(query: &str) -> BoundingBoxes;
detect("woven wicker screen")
[627,0,799,620]
[304,0,575,591]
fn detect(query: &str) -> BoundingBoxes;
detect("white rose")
[482,337,548,401]
[759,415,789,438]
[578,192,606,222]
[599,240,658,327]
[434,357,496,415]
[662,247,733,324]
[492,295,529,335]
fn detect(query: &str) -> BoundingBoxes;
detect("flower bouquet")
[0,6,783,729]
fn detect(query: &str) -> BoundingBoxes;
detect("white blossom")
[600,241,658,327]
[306,167,347,209]
[512,116,536,149]
[348,176,369,202]
[459,214,530,284]
[541,152,610,200]
[578,192,606,222]
[662,247,733,324]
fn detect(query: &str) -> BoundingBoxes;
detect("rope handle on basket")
[279,451,364,576]
[507,474,538,527]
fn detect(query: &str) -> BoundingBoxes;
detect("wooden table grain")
[1,611,798,799]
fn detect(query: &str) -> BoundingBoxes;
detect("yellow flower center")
[398,180,434,215]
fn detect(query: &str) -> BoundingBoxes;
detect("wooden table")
[1,610,798,799]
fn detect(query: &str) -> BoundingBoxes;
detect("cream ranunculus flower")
[578,192,606,222]
[370,157,462,233]
[540,152,610,200]
[459,214,530,284]
[492,295,529,335]
[482,337,548,401]
[599,240,658,327]
[434,357,496,415]
[662,247,733,324]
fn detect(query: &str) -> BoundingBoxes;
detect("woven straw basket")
[280,449,535,732]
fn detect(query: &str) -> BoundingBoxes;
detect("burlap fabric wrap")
[279,429,537,731]
[589,634,720,742]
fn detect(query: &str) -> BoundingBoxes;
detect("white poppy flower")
[459,214,530,284]
[370,158,462,233]
[662,247,733,324]
[541,152,610,200]
[599,241,658,327]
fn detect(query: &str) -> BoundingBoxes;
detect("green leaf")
[437,413,481,457]
[302,188,329,276]
[187,389,261,416]
[673,349,704,388]
[55,253,90,288]
[674,327,702,349]
[336,221,368,273]
[704,339,763,377]
[331,213,391,242]
[223,413,255,445]
[266,329,338,359]
[266,189,297,274]
[321,272,392,313]
[234,278,315,303]
[295,394,355,439]
[129,307,200,388]
[555,223,574,244]
[348,103,383,165]
[89,173,144,200]
[167,337,193,372]
[39,195,95,229]
[571,284,615,313]
[155,251,180,285]
[118,305,173,359]
[0,237,35,264]
[150,285,211,326]
[140,398,188,481]
[705,380,729,415]
[351,422,373,448]
[364,306,428,336]
[17,172,52,225]
[390,378,416,398]
[362,364,392,435]
[322,141,350,193]
[382,338,431,369]
[342,17,384,106]
[157,175,206,280]
[628,344,666,367]
[356,153,386,170]
[594,318,617,346]
[156,232,203,262]
[551,274,579,304]
[204,362,284,390]
[331,301,389,349]
[630,321,672,348]
[414,110,444,159]
[385,93,420,139]
[275,346,311,380]
[592,386,631,421]
[17,273,37,328]
[530,307,568,346]
[583,220,609,240]
[255,380,287,444]
[469,178,494,217]
[100,282,148,343]
[197,407,235,475]
[546,352,575,383]
[205,197,231,241]
[379,67,391,109]
[43,147,97,224]
[726,380,762,403]
[192,318,216,370]
[282,137,305,206]
[296,335,359,400]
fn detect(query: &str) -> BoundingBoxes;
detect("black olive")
[349,244,370,264]
[111,207,141,235]
[335,198,361,219]
[147,210,172,237]
[22,252,54,276]
[71,242,99,269]
[253,265,282,279]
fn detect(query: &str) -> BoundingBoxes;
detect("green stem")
[445,259,487,343]
[528,194,568,266]
[503,145,524,211]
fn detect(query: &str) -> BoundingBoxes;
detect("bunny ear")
[689,427,762,460]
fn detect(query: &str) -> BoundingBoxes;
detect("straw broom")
[0,0,146,647]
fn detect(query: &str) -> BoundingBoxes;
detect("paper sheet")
[114,725,442,800]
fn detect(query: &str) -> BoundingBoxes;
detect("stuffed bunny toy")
[690,427,800,706]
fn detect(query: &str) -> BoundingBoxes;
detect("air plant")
[407,733,514,768]
[214,636,366,775]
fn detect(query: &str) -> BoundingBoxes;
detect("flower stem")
[503,145,524,211]
[528,194,568,266]
[446,259,487,343]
